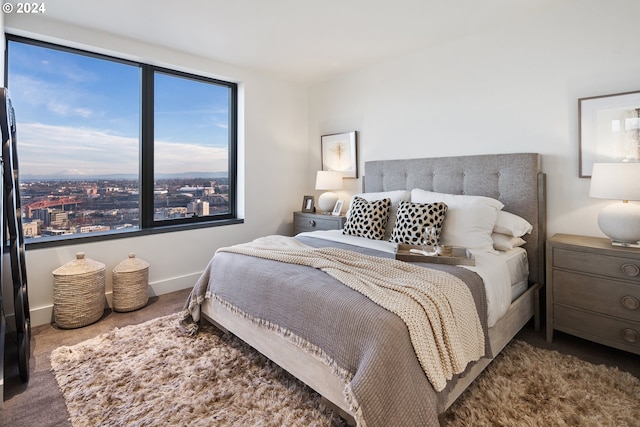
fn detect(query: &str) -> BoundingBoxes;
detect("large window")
[6,35,238,245]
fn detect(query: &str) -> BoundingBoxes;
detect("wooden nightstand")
[293,211,346,235]
[546,233,640,355]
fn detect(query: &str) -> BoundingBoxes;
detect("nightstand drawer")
[295,216,335,232]
[553,270,640,321]
[293,212,346,234]
[554,305,640,353]
[553,248,640,283]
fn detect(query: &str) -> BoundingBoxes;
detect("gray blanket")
[183,236,489,427]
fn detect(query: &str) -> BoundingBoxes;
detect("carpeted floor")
[2,288,640,427]
[50,312,640,427]
[50,313,348,427]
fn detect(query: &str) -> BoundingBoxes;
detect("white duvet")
[297,229,528,327]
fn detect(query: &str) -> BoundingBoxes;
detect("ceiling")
[13,0,559,84]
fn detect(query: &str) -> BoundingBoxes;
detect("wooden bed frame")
[201,153,546,424]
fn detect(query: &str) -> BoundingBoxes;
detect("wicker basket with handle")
[52,252,106,329]
[112,253,149,312]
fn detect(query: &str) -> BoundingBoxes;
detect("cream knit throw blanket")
[219,236,485,391]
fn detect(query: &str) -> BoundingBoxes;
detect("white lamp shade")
[590,162,640,244]
[589,163,640,201]
[315,171,343,191]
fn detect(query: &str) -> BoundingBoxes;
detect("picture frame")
[321,131,358,178]
[301,195,315,213]
[331,199,344,216]
[579,90,640,177]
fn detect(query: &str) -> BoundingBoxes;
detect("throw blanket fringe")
[216,235,485,392]
[206,293,368,427]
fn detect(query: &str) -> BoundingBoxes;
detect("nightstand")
[546,233,640,355]
[293,211,346,235]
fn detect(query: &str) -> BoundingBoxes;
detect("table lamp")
[589,162,640,246]
[315,170,343,213]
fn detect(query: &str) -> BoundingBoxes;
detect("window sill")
[24,218,244,250]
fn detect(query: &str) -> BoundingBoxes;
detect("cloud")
[17,122,228,176]
[10,73,103,121]
[154,139,228,174]
[18,122,138,175]
[74,108,94,118]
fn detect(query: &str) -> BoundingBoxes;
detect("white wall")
[3,15,309,327]
[308,0,640,240]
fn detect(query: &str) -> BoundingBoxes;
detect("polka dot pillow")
[342,196,391,240]
[389,201,448,246]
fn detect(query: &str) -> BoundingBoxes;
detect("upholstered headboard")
[363,153,546,285]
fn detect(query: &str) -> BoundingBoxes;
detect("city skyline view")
[8,39,231,178]
[6,37,235,241]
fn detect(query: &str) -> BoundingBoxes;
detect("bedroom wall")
[2,15,309,327]
[307,0,640,240]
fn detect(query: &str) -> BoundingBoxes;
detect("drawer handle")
[621,295,639,310]
[621,263,640,277]
[621,328,639,343]
[309,220,316,227]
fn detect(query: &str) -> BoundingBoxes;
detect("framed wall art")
[321,131,358,178]
[579,90,640,177]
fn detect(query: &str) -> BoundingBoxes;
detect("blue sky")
[8,40,230,177]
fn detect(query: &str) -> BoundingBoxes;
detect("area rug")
[50,313,640,427]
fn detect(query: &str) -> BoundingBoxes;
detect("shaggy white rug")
[50,313,640,427]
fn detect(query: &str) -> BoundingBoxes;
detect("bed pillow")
[410,189,504,254]
[342,196,391,240]
[389,201,448,246]
[493,210,533,237]
[346,190,410,239]
[492,232,526,251]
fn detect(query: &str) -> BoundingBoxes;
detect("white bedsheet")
[297,229,528,327]
[504,248,529,301]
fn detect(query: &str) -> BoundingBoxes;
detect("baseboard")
[147,271,202,297]
[5,270,203,330]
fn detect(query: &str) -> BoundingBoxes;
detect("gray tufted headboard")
[363,153,546,285]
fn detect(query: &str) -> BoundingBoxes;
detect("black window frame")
[5,34,241,249]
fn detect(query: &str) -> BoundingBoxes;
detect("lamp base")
[598,201,640,244]
[317,192,338,213]
[611,240,640,248]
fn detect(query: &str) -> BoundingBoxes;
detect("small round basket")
[112,253,149,312]
[53,252,106,329]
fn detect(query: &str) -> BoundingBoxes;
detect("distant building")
[80,225,110,233]
[85,187,99,197]
[34,209,70,228]
[188,199,209,217]
[154,206,189,220]
[42,228,72,237]
[23,221,39,237]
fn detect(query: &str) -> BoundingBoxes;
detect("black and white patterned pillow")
[342,196,391,240]
[389,201,448,245]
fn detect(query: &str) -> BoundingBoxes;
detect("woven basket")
[112,253,149,312]
[53,252,106,329]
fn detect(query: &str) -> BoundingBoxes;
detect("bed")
[183,153,546,427]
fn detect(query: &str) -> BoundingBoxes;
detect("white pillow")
[346,190,410,240]
[493,210,533,237]
[410,189,504,254]
[491,232,526,251]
